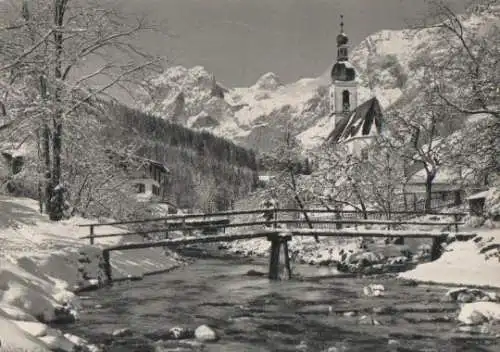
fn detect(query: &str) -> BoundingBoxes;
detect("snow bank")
[399,227,500,288]
[0,195,180,351]
[0,313,51,352]
[225,231,361,266]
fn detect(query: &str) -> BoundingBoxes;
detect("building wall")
[344,135,375,156]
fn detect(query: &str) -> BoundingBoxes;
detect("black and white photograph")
[0,0,499,351]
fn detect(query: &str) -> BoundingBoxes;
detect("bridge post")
[430,235,447,261]
[89,225,95,245]
[267,233,292,280]
[102,249,112,283]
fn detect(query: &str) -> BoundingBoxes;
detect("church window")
[361,149,369,160]
[342,90,350,113]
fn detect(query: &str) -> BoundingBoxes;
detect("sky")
[115,0,470,87]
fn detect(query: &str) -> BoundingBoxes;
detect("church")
[325,16,383,155]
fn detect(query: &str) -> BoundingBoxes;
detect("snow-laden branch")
[0,30,53,72]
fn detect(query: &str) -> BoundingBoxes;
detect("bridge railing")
[78,208,467,245]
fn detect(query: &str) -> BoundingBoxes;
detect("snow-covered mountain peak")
[252,72,282,91]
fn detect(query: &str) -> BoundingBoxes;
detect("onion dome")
[331,61,356,82]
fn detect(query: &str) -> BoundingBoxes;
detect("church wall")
[344,135,375,156]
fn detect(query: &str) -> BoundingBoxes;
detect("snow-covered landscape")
[0,0,499,350]
[0,196,181,351]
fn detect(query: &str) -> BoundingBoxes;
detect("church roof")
[326,97,383,144]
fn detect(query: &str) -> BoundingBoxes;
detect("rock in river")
[112,328,133,337]
[194,324,218,342]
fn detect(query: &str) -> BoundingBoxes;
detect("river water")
[66,250,499,352]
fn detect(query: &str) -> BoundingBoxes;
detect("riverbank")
[0,196,181,351]
[2,195,500,350]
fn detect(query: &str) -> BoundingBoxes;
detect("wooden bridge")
[79,208,475,282]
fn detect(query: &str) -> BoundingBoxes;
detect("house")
[467,189,490,217]
[324,15,383,155]
[129,158,169,201]
[0,141,33,193]
[106,149,170,202]
[1,150,24,176]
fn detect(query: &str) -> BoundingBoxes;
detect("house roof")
[467,189,492,201]
[408,166,475,185]
[326,97,383,144]
[144,158,169,173]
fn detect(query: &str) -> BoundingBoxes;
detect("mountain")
[139,7,498,153]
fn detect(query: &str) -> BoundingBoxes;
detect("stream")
[66,250,499,352]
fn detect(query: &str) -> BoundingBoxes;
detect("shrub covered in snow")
[485,187,500,221]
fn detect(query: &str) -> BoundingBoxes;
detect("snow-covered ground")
[0,195,180,351]
[399,227,500,288]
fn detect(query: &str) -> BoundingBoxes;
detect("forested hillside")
[109,103,259,211]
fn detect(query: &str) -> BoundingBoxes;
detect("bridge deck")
[104,228,476,252]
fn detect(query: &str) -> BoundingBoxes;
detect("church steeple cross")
[340,14,344,33]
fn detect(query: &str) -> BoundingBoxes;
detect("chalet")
[128,158,169,201]
[105,149,169,201]
[1,150,24,177]
[467,189,490,217]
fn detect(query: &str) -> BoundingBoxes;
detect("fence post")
[273,203,278,229]
[335,206,342,229]
[89,225,95,245]
[454,214,459,232]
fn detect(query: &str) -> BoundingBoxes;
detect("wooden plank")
[289,228,476,239]
[166,219,230,227]
[105,230,280,251]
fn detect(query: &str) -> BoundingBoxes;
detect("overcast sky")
[116,0,471,87]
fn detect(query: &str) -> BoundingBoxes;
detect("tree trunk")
[49,119,63,220]
[42,124,52,214]
[289,168,318,242]
[424,172,435,213]
[353,184,368,219]
[47,0,67,221]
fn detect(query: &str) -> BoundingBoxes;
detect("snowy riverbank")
[223,217,500,289]
[0,196,180,351]
[2,195,500,350]
[399,227,500,288]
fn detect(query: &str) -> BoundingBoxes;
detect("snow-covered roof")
[0,141,35,158]
[408,166,475,185]
[467,189,492,201]
[326,97,383,144]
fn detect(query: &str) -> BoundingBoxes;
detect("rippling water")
[66,251,499,352]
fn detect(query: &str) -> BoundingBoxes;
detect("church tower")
[329,15,357,117]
